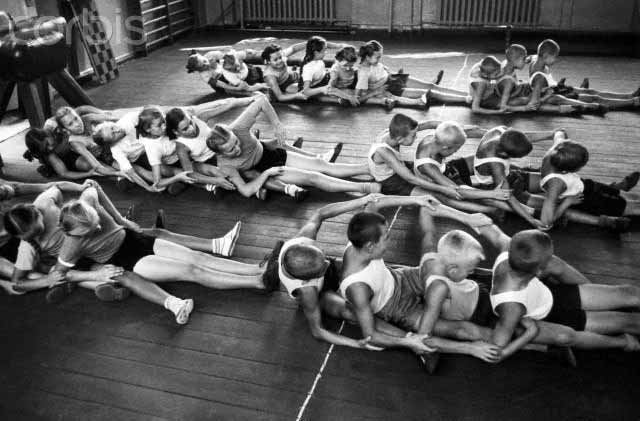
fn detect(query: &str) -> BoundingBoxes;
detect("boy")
[339,198,503,362]
[206,93,379,198]
[484,228,640,359]
[527,39,639,112]
[261,42,309,102]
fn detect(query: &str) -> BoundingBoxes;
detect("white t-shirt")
[111,112,145,171]
[301,60,327,87]
[176,117,215,163]
[143,136,179,166]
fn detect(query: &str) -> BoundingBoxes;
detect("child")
[468,50,581,115]
[368,114,462,199]
[185,48,266,96]
[523,130,639,231]
[339,202,502,362]
[206,94,379,198]
[299,36,348,99]
[413,121,513,214]
[486,228,640,358]
[469,126,552,228]
[261,42,309,102]
[527,39,639,112]
[356,40,467,109]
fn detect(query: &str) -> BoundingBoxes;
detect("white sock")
[284,184,303,197]
[211,221,241,256]
[163,295,183,314]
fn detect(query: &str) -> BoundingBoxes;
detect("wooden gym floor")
[0,31,639,420]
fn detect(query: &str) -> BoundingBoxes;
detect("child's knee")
[553,329,576,347]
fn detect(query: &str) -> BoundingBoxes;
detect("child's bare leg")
[285,153,370,177]
[413,190,437,253]
[311,95,342,104]
[620,191,640,215]
[275,168,379,193]
[141,226,238,255]
[437,196,500,215]
[321,291,355,320]
[151,238,263,275]
[577,94,638,109]
[133,255,264,289]
[579,284,640,311]
[536,321,630,350]
[432,319,492,341]
[114,272,175,306]
[0,257,14,279]
[585,311,640,335]
[406,77,468,95]
[574,87,635,99]
[429,90,471,105]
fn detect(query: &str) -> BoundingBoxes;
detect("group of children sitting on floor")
[2,35,640,372]
[186,36,640,115]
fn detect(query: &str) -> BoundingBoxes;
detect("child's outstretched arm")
[297,195,375,239]
[376,148,462,199]
[490,164,545,229]
[539,178,566,227]
[192,96,258,120]
[298,287,373,349]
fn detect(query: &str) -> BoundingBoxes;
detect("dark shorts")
[571,178,626,217]
[469,286,497,327]
[106,229,156,271]
[299,71,331,90]
[254,147,288,172]
[376,266,425,331]
[480,92,501,109]
[0,236,20,262]
[444,157,473,186]
[380,162,415,196]
[278,72,301,92]
[245,65,264,85]
[385,73,409,96]
[507,169,533,197]
[132,153,152,171]
[321,258,340,293]
[545,284,587,331]
[202,155,218,166]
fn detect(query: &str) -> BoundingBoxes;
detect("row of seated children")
[469,39,640,115]
[23,95,379,201]
[186,37,470,110]
[368,113,639,232]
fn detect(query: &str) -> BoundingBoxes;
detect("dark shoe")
[261,240,284,293]
[292,137,304,149]
[417,352,440,375]
[124,204,135,221]
[45,282,76,304]
[433,70,444,86]
[599,215,631,233]
[167,182,188,196]
[253,129,260,139]
[154,209,166,229]
[294,188,309,202]
[580,78,589,89]
[95,283,131,302]
[557,77,566,88]
[116,177,133,192]
[256,187,269,201]
[610,171,640,192]
[632,85,640,98]
[593,104,608,115]
[329,143,343,163]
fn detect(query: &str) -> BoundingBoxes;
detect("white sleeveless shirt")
[339,258,395,314]
[490,252,553,320]
[367,134,402,182]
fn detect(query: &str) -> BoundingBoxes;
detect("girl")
[261,42,309,102]
[50,182,271,325]
[299,36,348,100]
[186,49,266,97]
[24,128,118,180]
[356,40,467,109]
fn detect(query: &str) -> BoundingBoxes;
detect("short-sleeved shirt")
[57,196,126,267]
[14,188,66,271]
[263,46,295,86]
[111,112,145,171]
[143,136,179,166]
[329,62,356,89]
[215,114,264,171]
[176,117,215,163]
[301,60,327,87]
[355,63,388,91]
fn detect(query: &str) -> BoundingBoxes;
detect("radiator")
[243,0,336,24]
[439,0,540,27]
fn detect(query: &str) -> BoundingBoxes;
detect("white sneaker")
[218,221,242,257]
[175,299,194,325]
